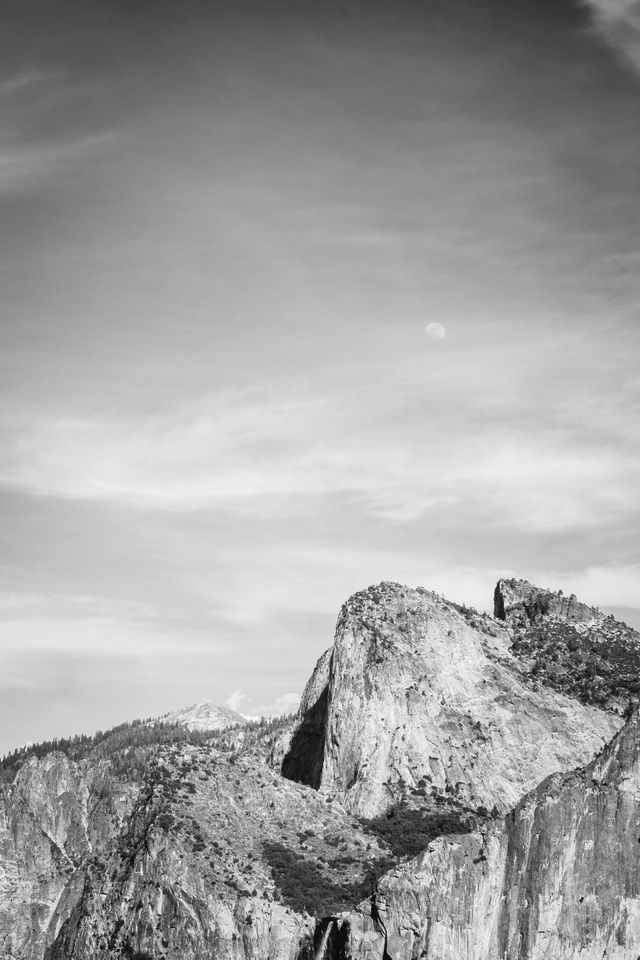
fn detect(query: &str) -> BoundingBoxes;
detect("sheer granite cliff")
[2,578,640,960]
[0,753,137,960]
[339,709,640,960]
[282,582,621,817]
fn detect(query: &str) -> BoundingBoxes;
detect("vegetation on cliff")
[509,615,640,710]
[0,714,291,785]
[2,577,638,960]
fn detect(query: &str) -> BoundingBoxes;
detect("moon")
[425,322,446,341]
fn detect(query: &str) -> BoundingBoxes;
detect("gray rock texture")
[283,582,620,816]
[494,577,600,627]
[2,578,640,960]
[342,710,640,960]
[160,701,247,732]
[0,753,136,960]
[42,745,387,960]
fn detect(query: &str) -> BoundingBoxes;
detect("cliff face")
[3,577,640,960]
[0,753,137,960]
[340,710,640,960]
[283,582,620,817]
[43,744,391,960]
[43,751,308,960]
[494,578,600,626]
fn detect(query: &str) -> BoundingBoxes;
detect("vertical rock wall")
[283,583,620,817]
[344,713,640,960]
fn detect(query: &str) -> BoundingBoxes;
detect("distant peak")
[160,701,247,732]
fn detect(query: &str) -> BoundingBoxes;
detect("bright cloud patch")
[226,689,301,719]
[583,0,640,74]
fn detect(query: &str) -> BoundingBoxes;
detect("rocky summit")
[1,577,640,960]
[282,582,620,817]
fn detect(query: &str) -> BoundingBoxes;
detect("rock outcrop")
[0,753,137,960]
[2,577,640,960]
[494,578,600,627]
[496,579,640,712]
[340,709,640,960]
[43,744,390,960]
[283,582,621,817]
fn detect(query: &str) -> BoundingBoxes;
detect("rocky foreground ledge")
[1,577,640,960]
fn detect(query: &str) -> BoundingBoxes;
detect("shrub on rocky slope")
[2,577,640,960]
[495,578,640,711]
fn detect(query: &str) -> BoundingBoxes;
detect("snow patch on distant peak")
[160,701,247,732]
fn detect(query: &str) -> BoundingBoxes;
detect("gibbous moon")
[425,322,446,341]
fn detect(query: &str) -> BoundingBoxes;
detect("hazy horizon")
[1,0,640,755]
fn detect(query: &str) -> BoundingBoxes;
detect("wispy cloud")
[0,63,118,196]
[0,591,160,620]
[1,0,639,754]
[0,616,189,659]
[0,583,240,715]
[0,590,224,659]
[583,0,640,75]
[1,370,637,537]
[0,132,117,196]
[0,70,54,95]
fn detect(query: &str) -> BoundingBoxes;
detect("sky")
[1,0,639,754]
